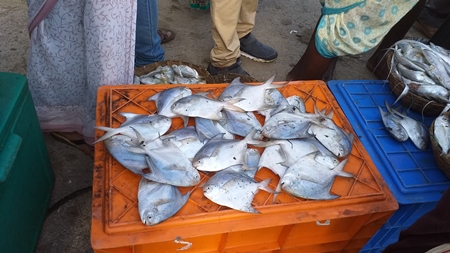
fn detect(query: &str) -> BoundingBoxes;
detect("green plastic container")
[0,72,54,252]
[189,0,210,10]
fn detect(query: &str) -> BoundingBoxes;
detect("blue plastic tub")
[327,80,450,253]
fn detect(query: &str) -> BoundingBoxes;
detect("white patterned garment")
[27,0,136,143]
[315,0,418,58]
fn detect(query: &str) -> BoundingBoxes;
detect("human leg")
[209,0,242,68]
[416,0,450,38]
[429,15,450,49]
[208,0,249,75]
[135,0,164,67]
[28,0,135,143]
[286,21,337,81]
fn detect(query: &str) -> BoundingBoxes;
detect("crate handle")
[316,219,331,226]
[173,236,193,251]
[0,133,22,182]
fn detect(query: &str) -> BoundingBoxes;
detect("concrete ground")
[0,0,425,252]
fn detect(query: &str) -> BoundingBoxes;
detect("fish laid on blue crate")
[328,80,450,253]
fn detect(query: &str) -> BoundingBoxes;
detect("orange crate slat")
[91,81,398,252]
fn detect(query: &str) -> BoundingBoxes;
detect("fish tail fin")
[272,178,284,203]
[440,103,450,115]
[223,98,246,112]
[393,79,410,105]
[243,130,265,146]
[182,190,192,203]
[263,75,286,88]
[94,126,122,143]
[181,116,190,127]
[260,75,276,87]
[258,178,276,194]
[333,158,353,178]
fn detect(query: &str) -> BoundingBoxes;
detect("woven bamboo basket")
[134,60,215,84]
[429,112,450,180]
[387,51,446,116]
[211,73,260,84]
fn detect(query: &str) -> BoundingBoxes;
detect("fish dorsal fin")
[229,77,243,86]
[120,112,143,124]
[147,92,161,102]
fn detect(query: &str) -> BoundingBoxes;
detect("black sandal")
[158,28,176,44]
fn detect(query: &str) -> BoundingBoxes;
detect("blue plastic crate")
[327,80,450,253]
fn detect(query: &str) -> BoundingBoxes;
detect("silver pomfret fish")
[160,126,205,160]
[258,144,287,177]
[192,132,260,172]
[258,88,289,120]
[307,118,354,158]
[218,109,263,138]
[231,75,286,112]
[95,114,172,143]
[104,135,148,174]
[138,178,190,226]
[281,152,352,200]
[242,148,260,178]
[259,139,322,167]
[286,95,306,113]
[171,94,245,120]
[262,111,322,139]
[203,167,275,213]
[218,77,247,101]
[194,117,234,141]
[147,86,192,119]
[140,140,201,187]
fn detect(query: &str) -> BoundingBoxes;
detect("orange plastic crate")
[91,81,398,253]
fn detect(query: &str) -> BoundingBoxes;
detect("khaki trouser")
[210,0,258,67]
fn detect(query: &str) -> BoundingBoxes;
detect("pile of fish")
[134,64,207,85]
[95,76,355,225]
[379,101,430,150]
[388,39,450,113]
